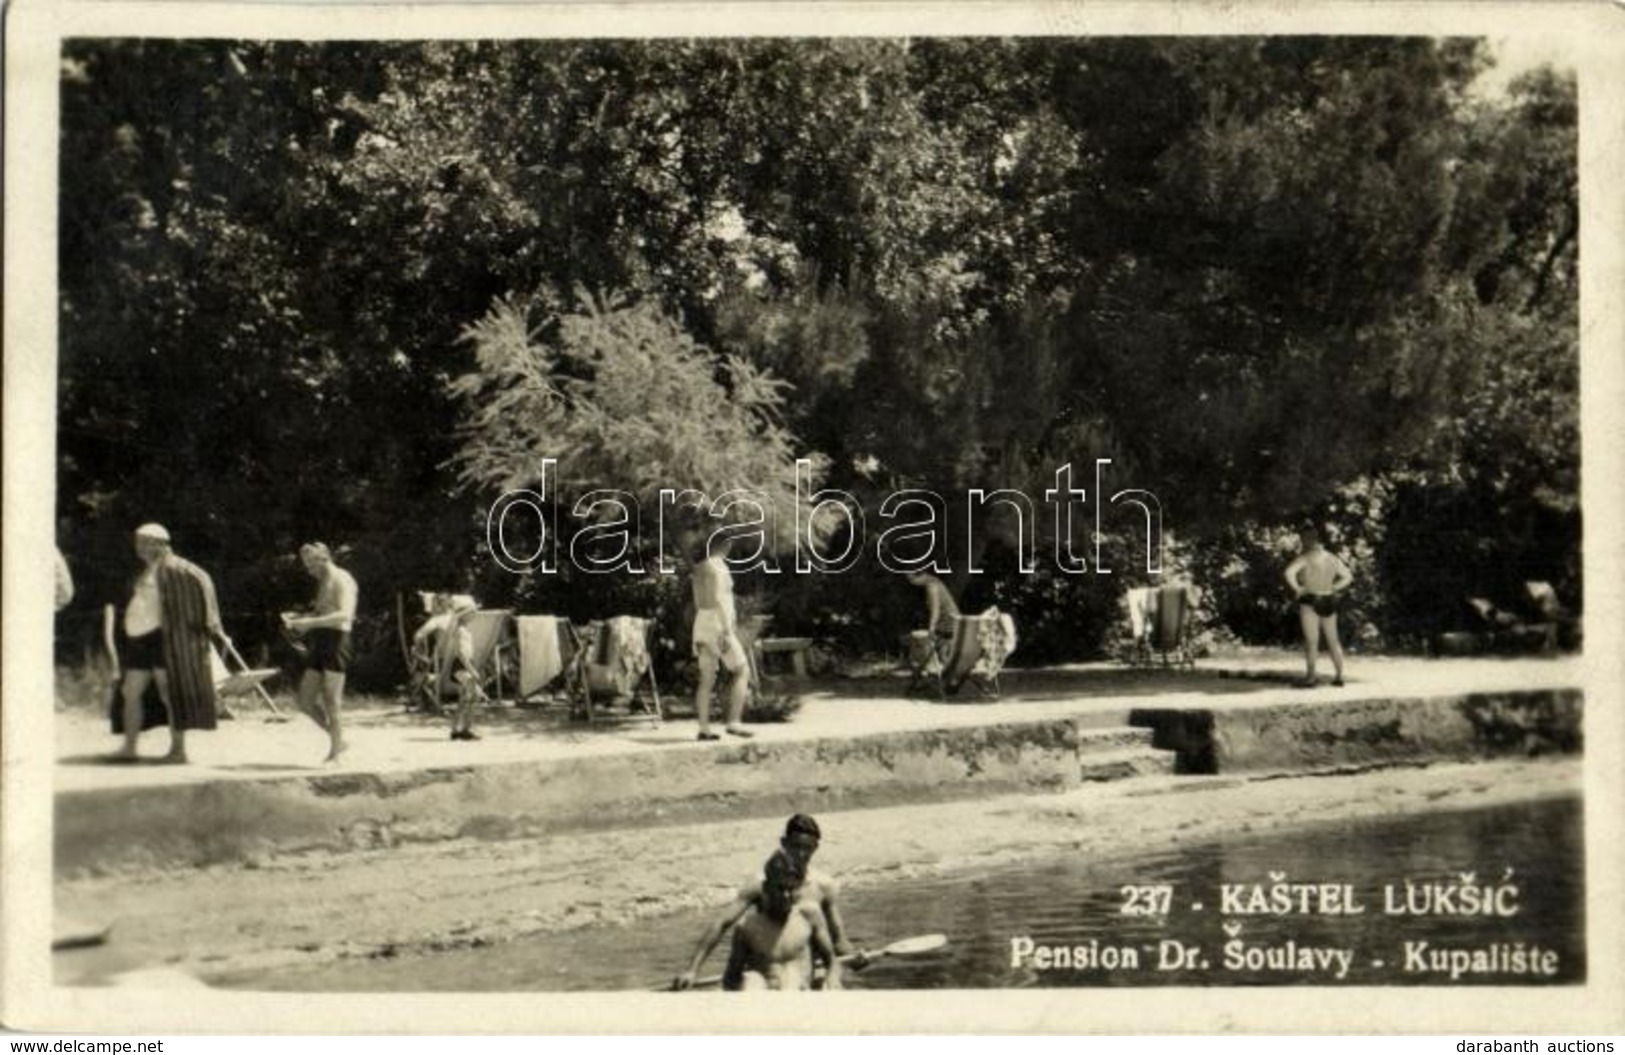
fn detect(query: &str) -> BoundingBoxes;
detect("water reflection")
[219,797,1582,991]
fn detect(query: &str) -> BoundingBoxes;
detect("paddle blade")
[879,933,947,957]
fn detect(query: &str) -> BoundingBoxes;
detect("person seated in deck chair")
[905,569,960,672]
[907,570,960,640]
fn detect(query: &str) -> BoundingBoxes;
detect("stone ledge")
[1129,688,1582,774]
[56,718,1110,878]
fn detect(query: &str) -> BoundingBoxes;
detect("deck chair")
[405,593,477,711]
[410,606,515,710]
[1122,586,1157,665]
[563,616,662,724]
[1466,590,1559,654]
[910,608,1018,700]
[1523,581,1577,651]
[208,642,285,720]
[1125,583,1197,668]
[513,614,579,704]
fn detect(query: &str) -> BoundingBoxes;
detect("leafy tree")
[448,288,828,560]
[56,36,1579,669]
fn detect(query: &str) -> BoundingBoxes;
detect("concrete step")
[1075,726,1158,750]
[1075,726,1176,782]
[1078,746,1177,781]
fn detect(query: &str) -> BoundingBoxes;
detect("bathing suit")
[124,629,166,670]
[693,608,748,672]
[1299,593,1341,618]
[304,628,354,672]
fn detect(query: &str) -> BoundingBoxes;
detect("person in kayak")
[686,850,842,991]
[673,814,856,990]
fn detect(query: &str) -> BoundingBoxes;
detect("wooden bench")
[756,636,815,678]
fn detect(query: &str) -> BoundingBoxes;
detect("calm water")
[219,797,1583,991]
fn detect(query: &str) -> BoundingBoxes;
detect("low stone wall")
[1129,688,1582,774]
[56,689,1582,878]
[55,720,1085,878]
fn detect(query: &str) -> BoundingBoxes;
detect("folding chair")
[903,629,946,695]
[564,616,662,724]
[405,592,478,711]
[513,614,578,704]
[1466,590,1558,655]
[410,604,515,711]
[1126,583,1197,669]
[909,608,1018,700]
[209,641,286,721]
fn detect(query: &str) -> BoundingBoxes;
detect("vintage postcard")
[4,0,1623,1036]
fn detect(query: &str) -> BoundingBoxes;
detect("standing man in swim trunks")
[1284,525,1354,688]
[691,533,752,742]
[282,541,359,763]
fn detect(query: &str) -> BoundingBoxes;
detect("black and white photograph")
[4,0,1623,1037]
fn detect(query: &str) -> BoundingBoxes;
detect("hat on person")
[450,596,479,618]
[134,523,171,542]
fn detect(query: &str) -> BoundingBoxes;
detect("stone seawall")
[55,720,1090,878]
[55,687,1583,878]
[1128,688,1583,774]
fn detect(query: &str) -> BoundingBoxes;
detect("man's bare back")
[693,554,730,613]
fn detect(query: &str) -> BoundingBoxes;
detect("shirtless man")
[676,850,842,992]
[674,814,854,991]
[691,533,752,742]
[1283,525,1354,688]
[282,542,359,762]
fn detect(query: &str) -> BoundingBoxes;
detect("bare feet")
[159,751,189,765]
[323,741,350,765]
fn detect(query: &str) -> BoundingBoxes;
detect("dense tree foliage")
[56,37,1579,675]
